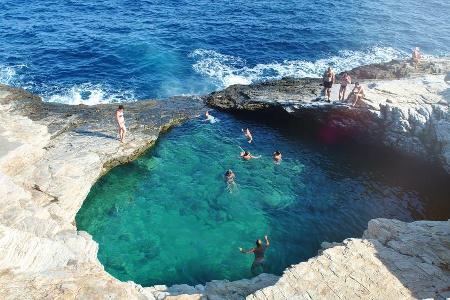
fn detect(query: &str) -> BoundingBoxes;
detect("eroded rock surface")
[247,219,450,300]
[207,59,450,173]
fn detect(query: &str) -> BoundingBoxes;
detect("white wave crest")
[44,83,135,105]
[190,47,410,88]
[0,64,26,85]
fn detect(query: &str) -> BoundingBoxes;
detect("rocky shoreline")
[207,58,450,173]
[0,58,449,300]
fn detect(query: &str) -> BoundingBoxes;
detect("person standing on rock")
[339,72,352,101]
[323,67,335,102]
[412,47,421,68]
[116,105,126,143]
[239,235,270,275]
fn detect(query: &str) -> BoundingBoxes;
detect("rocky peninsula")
[0,58,449,300]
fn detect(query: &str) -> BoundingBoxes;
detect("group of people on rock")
[322,47,422,105]
[322,67,365,106]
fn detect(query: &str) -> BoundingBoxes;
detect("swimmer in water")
[242,128,253,143]
[239,235,270,275]
[205,111,217,123]
[273,150,282,163]
[224,169,235,183]
[240,151,256,160]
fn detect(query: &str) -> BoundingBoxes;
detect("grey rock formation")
[206,59,450,173]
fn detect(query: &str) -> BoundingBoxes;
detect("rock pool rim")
[2,58,449,299]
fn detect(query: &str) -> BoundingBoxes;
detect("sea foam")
[44,83,136,105]
[190,46,410,88]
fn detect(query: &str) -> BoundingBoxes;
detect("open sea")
[1,0,449,104]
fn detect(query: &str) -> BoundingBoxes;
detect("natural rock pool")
[76,111,450,287]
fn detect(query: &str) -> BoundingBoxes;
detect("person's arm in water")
[265,235,270,247]
[239,247,256,254]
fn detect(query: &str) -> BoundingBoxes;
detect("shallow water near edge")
[76,111,450,287]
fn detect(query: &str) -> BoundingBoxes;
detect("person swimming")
[239,235,270,275]
[242,128,253,143]
[240,150,258,160]
[273,150,282,163]
[205,111,217,124]
[115,105,126,143]
[224,169,235,183]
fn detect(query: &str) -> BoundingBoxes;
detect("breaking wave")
[190,46,410,88]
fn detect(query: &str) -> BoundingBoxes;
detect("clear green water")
[76,112,450,287]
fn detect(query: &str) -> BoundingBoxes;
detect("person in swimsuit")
[323,67,335,102]
[350,82,365,107]
[339,72,352,101]
[240,151,256,160]
[273,150,282,163]
[242,128,253,143]
[412,47,421,69]
[205,111,217,123]
[115,105,126,143]
[224,169,235,183]
[239,235,270,275]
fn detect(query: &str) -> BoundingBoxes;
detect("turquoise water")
[76,112,449,286]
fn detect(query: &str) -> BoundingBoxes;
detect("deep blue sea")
[1,0,449,104]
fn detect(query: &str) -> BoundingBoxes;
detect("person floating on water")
[339,72,352,101]
[323,66,335,102]
[242,128,253,143]
[205,111,217,123]
[350,82,365,107]
[115,105,126,143]
[412,47,421,69]
[239,235,270,275]
[224,169,236,192]
[224,169,235,183]
[273,150,282,163]
[240,150,260,160]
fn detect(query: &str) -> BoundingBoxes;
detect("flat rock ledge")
[0,76,449,300]
[206,58,450,173]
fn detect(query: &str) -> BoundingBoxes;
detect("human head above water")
[275,150,281,155]
[256,239,262,247]
[244,151,249,156]
[118,105,124,110]
[355,82,360,86]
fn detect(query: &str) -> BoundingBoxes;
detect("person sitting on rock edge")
[350,82,365,107]
[239,235,270,275]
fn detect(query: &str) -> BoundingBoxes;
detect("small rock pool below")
[76,111,450,287]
